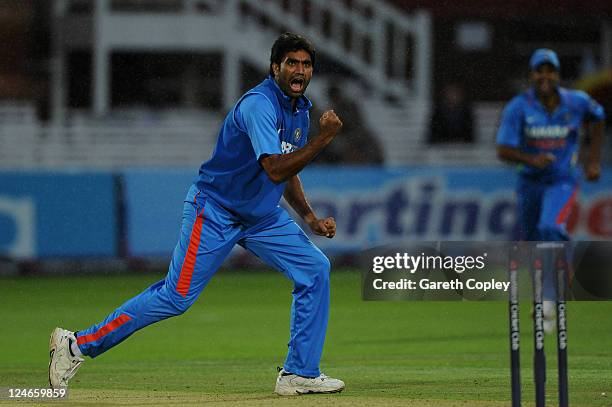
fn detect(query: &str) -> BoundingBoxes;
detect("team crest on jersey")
[294,128,302,142]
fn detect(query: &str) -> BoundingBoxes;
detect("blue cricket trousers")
[517,176,578,299]
[516,176,578,241]
[76,184,331,378]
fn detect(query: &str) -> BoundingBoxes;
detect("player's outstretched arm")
[497,145,556,168]
[260,110,342,183]
[284,175,335,238]
[584,120,604,181]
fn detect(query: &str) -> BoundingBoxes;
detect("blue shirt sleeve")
[496,97,524,147]
[574,90,606,122]
[237,94,282,159]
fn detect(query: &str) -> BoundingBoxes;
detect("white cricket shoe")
[274,367,345,396]
[48,327,84,388]
[543,300,556,334]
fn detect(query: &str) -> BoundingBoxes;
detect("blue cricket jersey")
[496,87,605,181]
[196,76,312,222]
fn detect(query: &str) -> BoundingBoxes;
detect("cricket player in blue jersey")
[496,48,605,329]
[49,32,345,395]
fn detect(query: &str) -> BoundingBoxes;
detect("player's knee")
[314,251,330,272]
[309,253,331,287]
[166,290,198,315]
[173,299,192,315]
[291,251,331,293]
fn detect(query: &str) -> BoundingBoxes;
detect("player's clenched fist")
[309,217,337,239]
[319,110,342,138]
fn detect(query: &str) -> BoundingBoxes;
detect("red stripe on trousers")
[556,187,578,225]
[176,215,204,297]
[76,314,132,345]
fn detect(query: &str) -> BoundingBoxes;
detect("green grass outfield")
[0,269,610,406]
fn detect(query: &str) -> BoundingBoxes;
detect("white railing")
[237,0,432,101]
[57,0,431,115]
[34,0,439,168]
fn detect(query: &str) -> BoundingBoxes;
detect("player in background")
[496,48,605,331]
[49,32,345,396]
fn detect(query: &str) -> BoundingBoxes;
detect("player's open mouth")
[290,78,304,93]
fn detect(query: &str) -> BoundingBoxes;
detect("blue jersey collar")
[266,75,312,111]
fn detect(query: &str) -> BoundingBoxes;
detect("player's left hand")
[585,161,601,181]
[309,217,336,238]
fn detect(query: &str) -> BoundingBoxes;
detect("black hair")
[269,32,316,75]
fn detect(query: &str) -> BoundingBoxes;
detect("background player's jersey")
[496,87,605,181]
[196,76,311,223]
